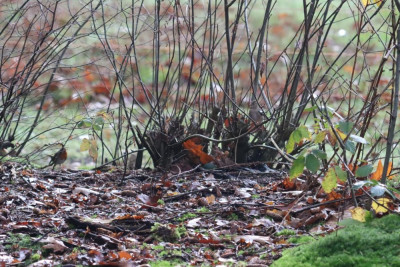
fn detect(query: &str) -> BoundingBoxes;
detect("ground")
[0,162,389,266]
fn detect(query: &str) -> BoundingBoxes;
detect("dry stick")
[382,27,400,184]
[110,192,166,212]
[250,0,273,112]
[17,1,102,155]
[164,186,216,203]
[169,119,271,148]
[169,164,201,180]
[92,148,145,171]
[290,195,365,215]
[270,137,294,163]
[280,194,305,226]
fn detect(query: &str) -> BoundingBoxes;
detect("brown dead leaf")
[118,251,133,260]
[40,237,68,253]
[233,235,271,245]
[283,177,296,190]
[183,139,214,164]
[206,194,216,205]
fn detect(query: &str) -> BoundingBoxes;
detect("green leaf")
[93,124,102,131]
[80,138,90,152]
[345,141,356,154]
[338,121,354,135]
[286,134,295,154]
[334,166,347,182]
[314,131,326,144]
[289,156,305,180]
[305,154,320,173]
[304,106,318,112]
[312,149,327,160]
[292,129,303,143]
[298,125,311,140]
[355,165,374,177]
[322,168,338,193]
[94,117,104,126]
[77,119,92,128]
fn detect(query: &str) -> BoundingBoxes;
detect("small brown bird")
[49,145,67,170]
[0,141,15,157]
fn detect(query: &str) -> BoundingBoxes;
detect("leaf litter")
[0,161,397,266]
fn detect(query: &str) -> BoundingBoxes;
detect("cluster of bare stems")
[0,0,399,183]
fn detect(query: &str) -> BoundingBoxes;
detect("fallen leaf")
[73,187,100,196]
[206,194,216,205]
[40,237,68,252]
[233,235,271,245]
[118,251,132,260]
[350,207,367,222]
[183,139,214,164]
[372,198,392,214]
[283,177,296,190]
[187,218,201,228]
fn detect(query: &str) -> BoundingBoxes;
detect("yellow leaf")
[314,131,326,144]
[327,129,337,146]
[89,139,98,162]
[372,198,391,214]
[337,129,347,140]
[361,0,382,6]
[321,168,338,193]
[80,138,90,152]
[327,129,347,146]
[350,207,367,222]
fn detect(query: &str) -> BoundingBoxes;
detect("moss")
[287,235,315,244]
[272,214,400,267]
[276,229,296,236]
[150,260,185,267]
[177,212,196,222]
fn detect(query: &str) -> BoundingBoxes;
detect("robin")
[49,145,67,170]
[0,141,14,157]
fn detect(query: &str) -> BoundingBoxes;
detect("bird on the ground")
[0,141,15,157]
[49,145,67,170]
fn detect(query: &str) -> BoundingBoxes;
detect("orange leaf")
[84,69,96,82]
[371,160,383,181]
[325,191,342,201]
[343,65,354,74]
[118,251,133,260]
[183,139,214,164]
[387,162,394,180]
[283,177,295,190]
[371,160,393,181]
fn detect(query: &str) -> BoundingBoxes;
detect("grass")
[271,214,400,267]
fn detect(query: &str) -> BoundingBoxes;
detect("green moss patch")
[272,214,400,267]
